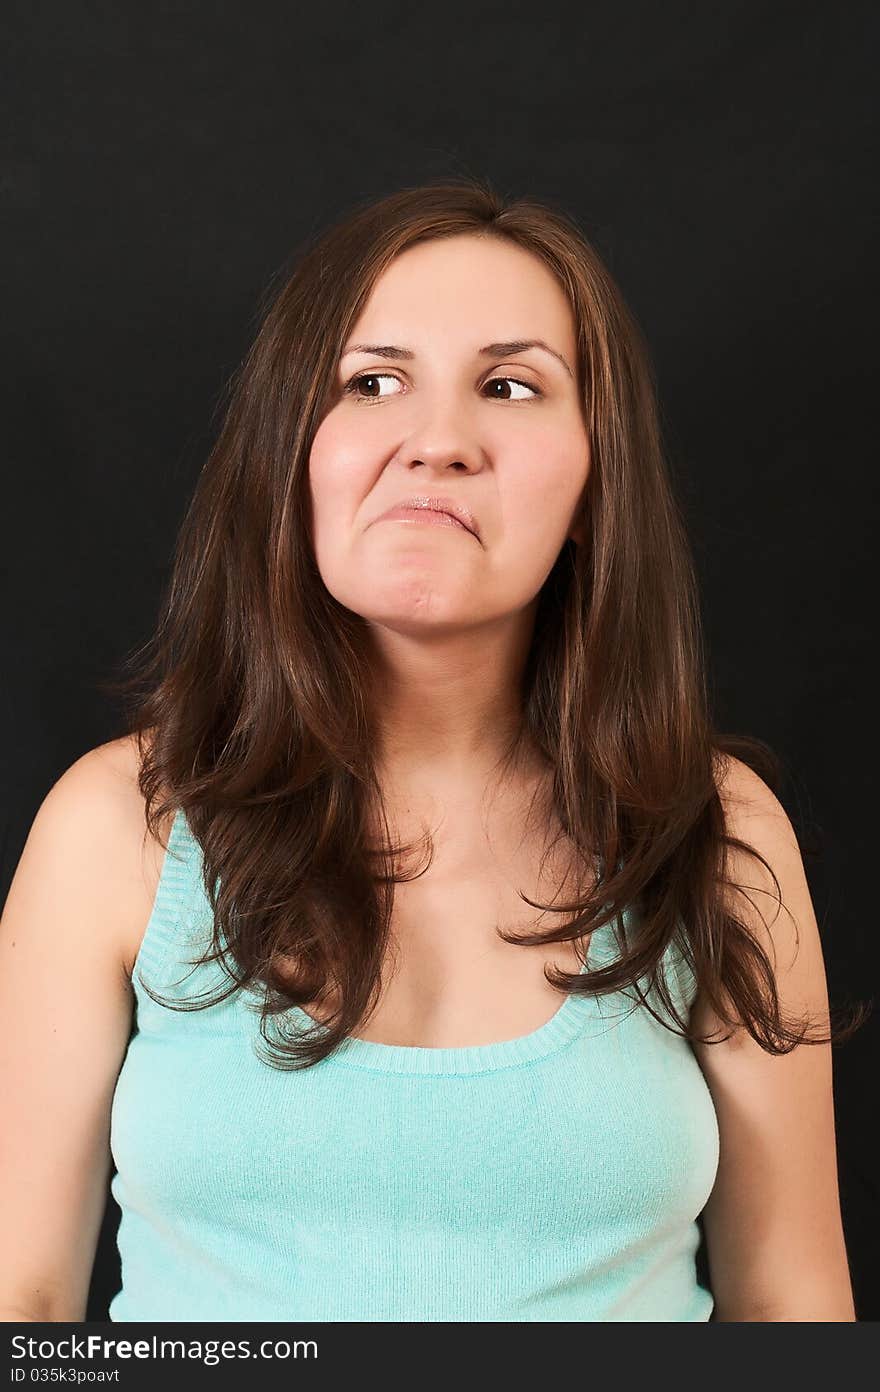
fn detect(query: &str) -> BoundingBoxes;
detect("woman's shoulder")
[38,732,177,980]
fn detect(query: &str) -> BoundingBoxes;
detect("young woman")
[0,178,865,1323]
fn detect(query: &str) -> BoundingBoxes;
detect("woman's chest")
[111,1004,720,1240]
[302,826,597,1047]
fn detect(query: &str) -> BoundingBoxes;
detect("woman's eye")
[483,376,541,401]
[341,372,542,403]
[342,372,403,401]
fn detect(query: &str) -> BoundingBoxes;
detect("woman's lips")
[377,505,474,533]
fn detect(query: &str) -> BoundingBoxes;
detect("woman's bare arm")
[0,739,157,1321]
[694,755,856,1321]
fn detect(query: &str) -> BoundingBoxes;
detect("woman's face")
[308,232,590,636]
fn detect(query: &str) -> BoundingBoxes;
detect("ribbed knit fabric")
[108,808,719,1322]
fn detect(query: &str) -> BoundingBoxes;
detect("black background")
[2,1,877,1322]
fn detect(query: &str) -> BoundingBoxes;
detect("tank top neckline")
[167,809,625,1077]
[280,938,620,1076]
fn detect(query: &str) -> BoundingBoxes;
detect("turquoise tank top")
[109,809,719,1321]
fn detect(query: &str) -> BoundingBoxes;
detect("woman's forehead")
[349,235,578,356]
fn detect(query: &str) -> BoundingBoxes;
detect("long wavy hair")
[109,175,869,1069]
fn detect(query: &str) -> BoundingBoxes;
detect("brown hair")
[109,175,870,1068]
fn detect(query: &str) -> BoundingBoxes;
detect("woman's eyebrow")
[339,339,573,378]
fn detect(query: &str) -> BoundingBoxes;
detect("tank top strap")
[611,898,700,1023]
[131,807,209,1004]
[663,923,699,1018]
